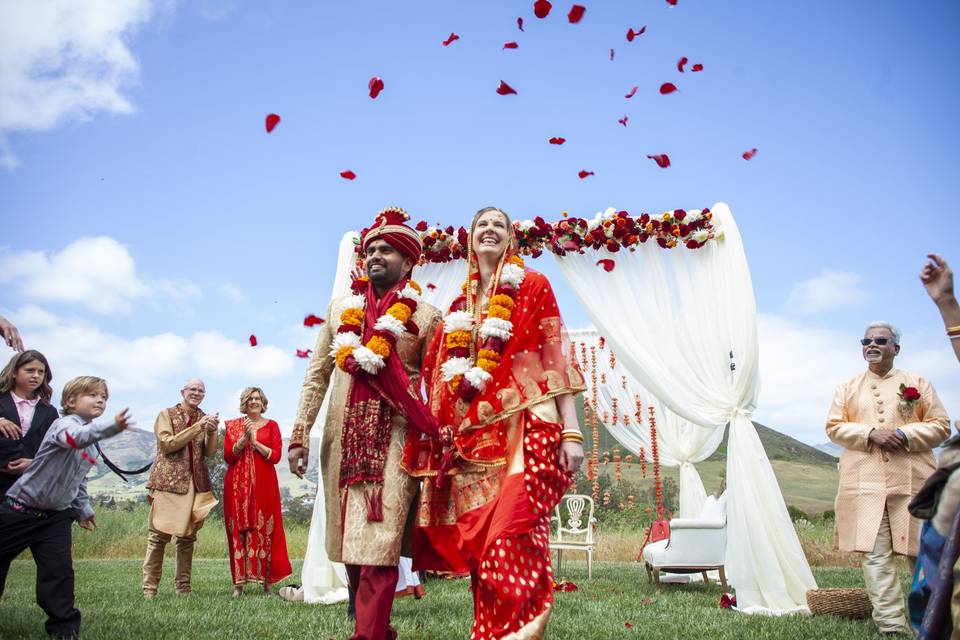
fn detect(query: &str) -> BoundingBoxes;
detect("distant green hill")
[707,422,838,466]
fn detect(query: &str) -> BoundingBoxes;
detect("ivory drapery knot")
[726,406,753,422]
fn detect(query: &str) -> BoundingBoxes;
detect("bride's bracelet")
[560,431,584,444]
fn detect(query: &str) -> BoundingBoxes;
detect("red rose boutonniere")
[898,384,921,417]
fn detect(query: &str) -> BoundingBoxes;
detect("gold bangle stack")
[560,431,584,444]
[947,324,960,335]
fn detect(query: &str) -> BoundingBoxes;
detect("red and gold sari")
[223,418,291,586]
[403,264,585,639]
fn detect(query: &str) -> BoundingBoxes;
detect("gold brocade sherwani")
[290,294,441,566]
[827,368,950,555]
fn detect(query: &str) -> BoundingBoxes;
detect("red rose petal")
[415,220,429,232]
[503,41,519,49]
[249,334,258,346]
[568,4,586,23]
[578,170,594,179]
[625,86,638,99]
[265,113,280,133]
[496,80,517,95]
[340,170,357,180]
[666,0,678,5]
[596,258,615,272]
[625,622,634,629]
[742,148,758,161]
[368,76,385,99]
[692,63,703,72]
[534,0,552,18]
[549,137,566,145]
[677,56,688,73]
[626,26,646,41]
[610,48,615,61]
[442,32,460,46]
[303,314,325,327]
[518,17,525,31]
[618,115,628,127]
[659,82,678,95]
[646,154,671,168]
[426,283,437,290]
[296,349,313,358]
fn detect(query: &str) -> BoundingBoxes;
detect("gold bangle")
[561,432,584,443]
[947,325,960,333]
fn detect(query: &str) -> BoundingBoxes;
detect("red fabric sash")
[225,418,256,533]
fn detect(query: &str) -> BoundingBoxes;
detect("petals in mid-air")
[610,48,615,61]
[646,154,671,168]
[496,81,518,95]
[249,335,258,347]
[692,63,704,72]
[368,76,385,99]
[303,314,325,327]
[625,86,638,99]
[503,41,519,49]
[534,0,552,18]
[265,113,280,133]
[578,170,594,179]
[626,26,646,41]
[568,4,586,23]
[659,82,678,95]
[618,115,628,127]
[677,56,688,72]
[340,170,357,180]
[518,17,525,31]
[596,259,615,272]
[549,137,566,145]
[442,33,460,46]
[742,148,758,161]
[296,349,313,358]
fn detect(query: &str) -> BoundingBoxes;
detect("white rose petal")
[479,317,513,341]
[352,346,385,374]
[464,366,493,390]
[441,357,473,381]
[499,263,526,288]
[374,313,406,338]
[443,310,474,333]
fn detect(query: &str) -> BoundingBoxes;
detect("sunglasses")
[860,338,892,346]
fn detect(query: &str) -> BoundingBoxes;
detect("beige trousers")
[863,507,913,634]
[142,528,197,595]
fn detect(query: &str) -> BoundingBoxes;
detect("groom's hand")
[288,446,309,478]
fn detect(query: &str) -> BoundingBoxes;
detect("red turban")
[360,206,423,263]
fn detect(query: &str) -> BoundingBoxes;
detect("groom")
[288,207,440,640]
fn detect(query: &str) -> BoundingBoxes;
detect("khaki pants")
[863,508,914,634]
[142,528,197,595]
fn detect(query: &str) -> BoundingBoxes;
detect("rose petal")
[742,148,758,161]
[296,349,312,358]
[303,314,325,327]
[618,115,629,127]
[568,4,586,23]
[249,334,258,347]
[368,76,385,99]
[503,41,519,49]
[610,48,615,61]
[549,137,566,145]
[265,113,281,133]
[427,283,437,290]
[518,17,525,31]
[340,170,357,180]
[659,82,678,95]
[626,26,646,41]
[625,622,634,629]
[625,86,638,99]
[496,80,518,95]
[578,170,594,179]
[534,0,552,18]
[677,56,688,73]
[646,154,671,168]
[596,258,615,272]
[666,0,678,5]
[442,32,460,46]
[692,63,704,72]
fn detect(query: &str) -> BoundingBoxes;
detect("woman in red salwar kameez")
[223,387,291,596]
[404,207,586,639]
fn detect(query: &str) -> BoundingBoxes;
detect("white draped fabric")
[554,203,816,614]
[569,328,724,519]
[299,232,356,604]
[413,260,468,314]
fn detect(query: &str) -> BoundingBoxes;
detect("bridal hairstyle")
[0,349,53,403]
[239,386,269,414]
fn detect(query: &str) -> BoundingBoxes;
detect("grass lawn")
[1,559,904,639]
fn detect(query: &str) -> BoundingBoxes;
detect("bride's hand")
[558,441,584,473]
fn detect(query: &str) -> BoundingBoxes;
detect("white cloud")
[0,236,202,314]
[0,0,155,166]
[784,270,867,315]
[191,331,293,379]
[220,283,248,304]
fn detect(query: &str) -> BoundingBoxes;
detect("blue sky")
[1,0,958,445]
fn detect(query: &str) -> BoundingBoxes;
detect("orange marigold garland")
[332,276,423,376]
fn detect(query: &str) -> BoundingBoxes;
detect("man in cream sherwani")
[827,321,951,635]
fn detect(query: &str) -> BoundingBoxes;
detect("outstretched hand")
[921,254,954,304]
[114,408,134,431]
[0,314,23,352]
